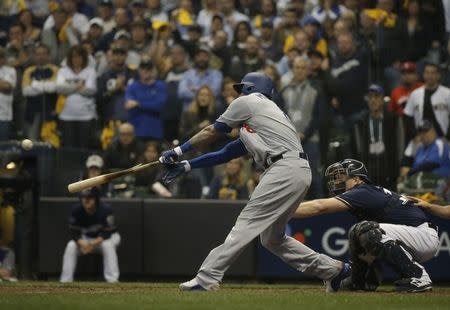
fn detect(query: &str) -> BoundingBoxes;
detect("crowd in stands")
[0,0,449,201]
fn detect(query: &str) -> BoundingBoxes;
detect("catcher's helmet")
[233,72,274,99]
[325,159,371,195]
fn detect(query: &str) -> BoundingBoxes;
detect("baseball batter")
[160,72,350,292]
[294,159,439,292]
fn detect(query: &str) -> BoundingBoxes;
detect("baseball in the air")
[21,139,33,151]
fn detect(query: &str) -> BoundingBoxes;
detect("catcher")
[294,159,439,292]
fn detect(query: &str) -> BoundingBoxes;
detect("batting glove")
[159,146,183,164]
[162,160,191,185]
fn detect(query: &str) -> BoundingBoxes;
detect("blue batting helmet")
[233,72,274,99]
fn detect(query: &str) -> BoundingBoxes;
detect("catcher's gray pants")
[196,157,342,288]
[60,233,121,283]
[378,223,439,281]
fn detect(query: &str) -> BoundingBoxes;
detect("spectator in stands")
[280,30,311,84]
[353,84,401,190]
[98,8,130,52]
[56,45,97,148]
[77,0,95,19]
[124,58,167,141]
[362,0,408,90]
[22,43,59,140]
[328,32,369,129]
[6,22,33,69]
[399,120,450,180]
[262,64,285,110]
[208,158,249,200]
[404,63,450,142]
[274,6,301,48]
[144,0,169,25]
[180,85,216,142]
[174,24,203,59]
[229,35,266,81]
[97,45,138,125]
[0,229,17,282]
[218,0,250,34]
[252,0,282,35]
[196,0,218,37]
[60,187,120,283]
[404,0,429,62]
[84,18,105,52]
[84,154,104,179]
[83,154,107,196]
[310,0,348,24]
[307,49,328,88]
[327,18,352,61]
[161,45,189,141]
[113,31,141,67]
[18,9,41,46]
[237,0,258,18]
[388,62,422,117]
[130,0,147,21]
[216,77,238,116]
[97,0,115,34]
[301,16,328,57]
[40,9,71,65]
[282,56,324,198]
[178,45,223,109]
[170,0,196,37]
[210,29,232,77]
[129,20,152,58]
[44,0,89,39]
[103,122,143,170]
[230,21,252,59]
[134,142,172,198]
[259,20,283,63]
[0,47,17,141]
[277,46,301,79]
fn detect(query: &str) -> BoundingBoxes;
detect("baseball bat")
[67,161,161,193]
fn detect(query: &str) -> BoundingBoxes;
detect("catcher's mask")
[325,159,370,195]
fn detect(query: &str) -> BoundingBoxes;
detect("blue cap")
[368,84,384,95]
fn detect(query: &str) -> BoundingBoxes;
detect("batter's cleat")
[179,278,219,291]
[325,263,352,293]
[395,278,432,293]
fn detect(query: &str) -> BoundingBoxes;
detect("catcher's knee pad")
[349,221,385,257]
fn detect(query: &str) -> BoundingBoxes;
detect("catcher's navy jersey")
[336,184,429,227]
[69,203,117,240]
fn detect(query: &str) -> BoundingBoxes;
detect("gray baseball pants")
[196,157,342,288]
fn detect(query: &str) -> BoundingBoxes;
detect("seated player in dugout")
[294,159,439,293]
[60,187,120,283]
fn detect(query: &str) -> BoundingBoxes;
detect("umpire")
[60,187,120,283]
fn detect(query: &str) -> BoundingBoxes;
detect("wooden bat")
[67,161,161,193]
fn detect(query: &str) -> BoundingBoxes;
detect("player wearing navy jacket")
[295,159,439,293]
[60,187,120,283]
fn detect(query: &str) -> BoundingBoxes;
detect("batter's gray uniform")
[195,93,342,288]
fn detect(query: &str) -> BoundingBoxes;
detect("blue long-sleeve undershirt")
[189,139,248,169]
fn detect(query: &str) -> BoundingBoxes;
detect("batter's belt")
[264,151,309,168]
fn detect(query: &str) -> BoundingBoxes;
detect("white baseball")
[21,139,33,151]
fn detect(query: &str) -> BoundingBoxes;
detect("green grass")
[1,281,449,310]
